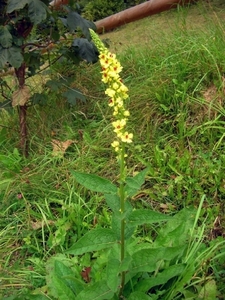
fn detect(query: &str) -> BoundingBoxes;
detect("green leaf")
[112,210,135,240]
[54,260,79,295]
[67,12,96,40]
[62,89,86,106]
[154,207,196,247]
[128,209,171,226]
[0,47,8,69]
[7,46,23,68]
[72,38,99,63]
[136,264,186,292]
[128,291,152,300]
[66,228,117,255]
[104,193,120,212]
[198,280,217,299]
[50,273,76,300]
[0,26,12,47]
[0,99,12,111]
[131,246,186,273]
[106,258,120,292]
[28,0,48,25]
[76,280,114,300]
[71,170,117,194]
[31,93,48,105]
[125,168,149,197]
[6,0,29,13]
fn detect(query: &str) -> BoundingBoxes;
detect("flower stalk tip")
[89,29,133,155]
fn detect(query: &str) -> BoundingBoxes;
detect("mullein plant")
[54,29,222,300]
[90,28,133,296]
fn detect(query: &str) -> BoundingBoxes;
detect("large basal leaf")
[50,273,76,300]
[28,0,48,25]
[106,258,120,292]
[0,26,12,48]
[71,170,117,194]
[62,88,86,106]
[154,207,197,247]
[7,46,23,68]
[67,11,96,40]
[76,280,114,300]
[136,264,186,292]
[72,38,99,63]
[128,209,172,226]
[6,0,29,13]
[125,168,149,197]
[131,246,186,273]
[0,47,8,69]
[66,228,117,255]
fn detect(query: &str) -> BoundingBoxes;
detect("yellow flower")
[105,88,116,98]
[121,132,133,143]
[111,140,120,152]
[112,119,126,134]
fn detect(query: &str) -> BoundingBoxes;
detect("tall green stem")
[119,143,126,298]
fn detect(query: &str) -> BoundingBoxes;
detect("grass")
[1,0,225,298]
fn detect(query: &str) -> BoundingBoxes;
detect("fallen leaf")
[51,139,74,157]
[12,85,30,107]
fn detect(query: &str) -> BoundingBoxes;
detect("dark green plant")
[0,0,97,157]
[82,0,124,21]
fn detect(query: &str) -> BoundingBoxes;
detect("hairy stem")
[119,143,126,298]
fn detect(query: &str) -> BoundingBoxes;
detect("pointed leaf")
[7,46,23,68]
[67,12,96,40]
[128,209,171,226]
[50,273,76,300]
[62,89,86,106]
[125,168,149,197]
[54,260,79,295]
[136,264,186,292]
[128,291,152,300]
[6,0,29,13]
[28,0,48,25]
[106,259,120,292]
[131,246,185,273]
[0,47,8,69]
[76,280,114,300]
[67,228,117,255]
[0,26,12,48]
[72,38,99,63]
[71,170,117,194]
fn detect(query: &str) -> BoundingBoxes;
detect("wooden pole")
[49,0,198,33]
[94,0,197,33]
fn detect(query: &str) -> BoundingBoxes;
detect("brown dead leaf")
[30,220,55,230]
[51,139,74,157]
[12,85,30,107]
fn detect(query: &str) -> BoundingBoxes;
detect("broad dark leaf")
[67,12,96,40]
[0,26,12,48]
[6,0,29,13]
[30,93,48,105]
[7,46,23,68]
[0,99,12,111]
[0,47,8,69]
[72,38,99,63]
[62,89,86,105]
[28,0,48,25]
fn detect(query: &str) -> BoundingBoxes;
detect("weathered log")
[49,0,198,33]
[95,0,198,33]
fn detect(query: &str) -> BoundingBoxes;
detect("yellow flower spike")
[89,28,133,151]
